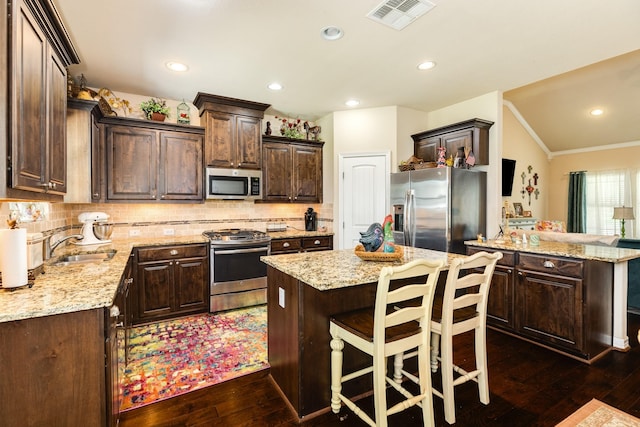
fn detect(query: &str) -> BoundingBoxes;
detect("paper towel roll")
[0,228,28,288]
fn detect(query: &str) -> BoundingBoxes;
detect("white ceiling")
[53,0,640,153]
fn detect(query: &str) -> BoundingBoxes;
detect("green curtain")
[567,171,586,233]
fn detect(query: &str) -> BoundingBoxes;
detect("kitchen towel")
[0,228,28,288]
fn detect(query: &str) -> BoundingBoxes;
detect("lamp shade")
[613,206,635,220]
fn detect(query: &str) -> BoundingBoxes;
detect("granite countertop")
[266,229,334,239]
[0,235,208,323]
[261,245,463,291]
[465,239,640,263]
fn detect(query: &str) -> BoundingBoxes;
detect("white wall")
[331,106,433,245]
[316,113,334,206]
[396,106,429,168]
[425,91,502,238]
[502,104,550,220]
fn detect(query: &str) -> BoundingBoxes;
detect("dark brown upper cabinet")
[3,0,79,200]
[193,93,269,169]
[98,117,205,203]
[412,118,494,166]
[262,135,323,203]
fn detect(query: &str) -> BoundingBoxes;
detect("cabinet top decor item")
[140,98,170,120]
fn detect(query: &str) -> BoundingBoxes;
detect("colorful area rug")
[121,305,268,411]
[556,399,640,426]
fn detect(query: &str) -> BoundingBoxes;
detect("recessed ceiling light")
[590,108,604,116]
[267,82,283,91]
[166,62,188,72]
[321,26,344,41]
[417,61,436,71]
[345,99,360,107]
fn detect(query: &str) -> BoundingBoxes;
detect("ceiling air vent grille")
[367,0,436,30]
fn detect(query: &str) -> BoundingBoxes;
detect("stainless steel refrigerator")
[391,167,486,254]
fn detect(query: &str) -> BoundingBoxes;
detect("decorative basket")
[354,244,404,262]
[399,163,415,172]
[414,161,437,169]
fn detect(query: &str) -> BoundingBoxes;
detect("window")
[585,169,636,238]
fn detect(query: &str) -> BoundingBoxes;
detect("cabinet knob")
[50,182,56,189]
[176,261,180,265]
[238,163,242,167]
[507,269,513,274]
[518,271,524,276]
[161,194,166,199]
[283,242,290,248]
[110,305,120,318]
[314,240,320,245]
[170,249,179,255]
[93,193,100,198]
[543,260,555,268]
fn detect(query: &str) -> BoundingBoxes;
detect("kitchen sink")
[52,250,117,266]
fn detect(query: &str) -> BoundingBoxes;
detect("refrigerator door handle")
[404,189,414,246]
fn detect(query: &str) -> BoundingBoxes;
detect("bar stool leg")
[430,332,440,373]
[393,353,404,383]
[330,337,344,414]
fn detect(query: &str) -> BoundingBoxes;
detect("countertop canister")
[0,228,28,288]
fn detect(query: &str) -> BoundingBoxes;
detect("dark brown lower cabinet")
[132,243,209,324]
[270,235,333,255]
[0,310,106,426]
[468,246,612,362]
[487,254,516,330]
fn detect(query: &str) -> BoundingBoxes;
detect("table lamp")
[613,206,635,238]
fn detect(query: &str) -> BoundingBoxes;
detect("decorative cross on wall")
[521,165,540,206]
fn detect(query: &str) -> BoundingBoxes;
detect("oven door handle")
[212,247,269,255]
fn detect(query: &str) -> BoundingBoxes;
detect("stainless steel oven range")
[202,229,271,312]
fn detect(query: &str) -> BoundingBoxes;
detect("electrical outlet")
[163,228,175,236]
[278,287,285,308]
[129,229,141,237]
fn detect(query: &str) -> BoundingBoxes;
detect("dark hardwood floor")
[120,314,640,426]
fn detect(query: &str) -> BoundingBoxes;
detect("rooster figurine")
[359,222,383,252]
[382,215,396,253]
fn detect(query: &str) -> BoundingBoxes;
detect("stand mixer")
[76,212,112,245]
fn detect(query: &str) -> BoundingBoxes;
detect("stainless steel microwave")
[206,168,262,200]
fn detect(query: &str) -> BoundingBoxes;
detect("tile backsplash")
[0,201,333,239]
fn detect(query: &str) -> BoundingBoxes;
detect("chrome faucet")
[44,234,84,260]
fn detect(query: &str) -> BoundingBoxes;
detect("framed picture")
[523,210,532,217]
[513,202,523,217]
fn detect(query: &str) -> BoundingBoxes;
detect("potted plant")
[140,98,170,121]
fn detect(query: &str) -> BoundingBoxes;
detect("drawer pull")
[283,242,290,248]
[170,249,179,256]
[543,260,555,268]
[314,240,321,245]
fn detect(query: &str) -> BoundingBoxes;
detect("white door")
[339,153,390,249]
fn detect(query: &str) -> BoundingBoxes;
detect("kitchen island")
[465,239,640,357]
[261,246,462,421]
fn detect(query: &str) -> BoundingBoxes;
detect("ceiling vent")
[367,0,436,30]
